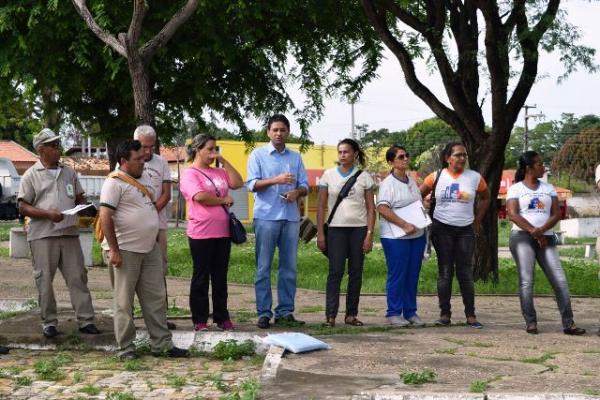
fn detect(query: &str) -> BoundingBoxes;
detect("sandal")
[526,323,538,335]
[323,317,335,328]
[344,316,364,326]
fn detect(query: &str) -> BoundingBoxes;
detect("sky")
[224,2,600,145]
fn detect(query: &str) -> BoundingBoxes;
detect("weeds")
[123,359,145,371]
[434,348,457,355]
[470,380,488,393]
[33,353,72,381]
[72,371,84,384]
[13,376,32,386]
[222,378,261,400]
[207,373,229,392]
[234,310,255,323]
[583,389,600,396]
[299,305,324,313]
[166,373,187,389]
[78,385,101,395]
[106,392,136,400]
[400,369,436,385]
[212,340,255,361]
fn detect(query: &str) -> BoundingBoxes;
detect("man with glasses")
[18,128,99,338]
[131,125,175,329]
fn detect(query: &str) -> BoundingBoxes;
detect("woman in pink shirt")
[180,134,243,331]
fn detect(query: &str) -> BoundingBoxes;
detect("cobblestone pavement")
[0,348,262,399]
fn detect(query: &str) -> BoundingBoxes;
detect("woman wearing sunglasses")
[420,142,490,328]
[377,145,427,326]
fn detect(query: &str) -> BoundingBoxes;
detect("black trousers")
[431,219,476,318]
[325,226,367,319]
[188,237,231,324]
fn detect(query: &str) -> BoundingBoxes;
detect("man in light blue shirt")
[246,114,309,329]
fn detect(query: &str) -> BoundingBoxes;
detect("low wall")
[559,217,600,238]
[567,193,600,218]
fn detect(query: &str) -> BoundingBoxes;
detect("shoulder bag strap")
[111,171,154,202]
[430,169,442,203]
[192,167,230,215]
[326,170,363,226]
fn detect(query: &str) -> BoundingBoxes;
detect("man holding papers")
[18,128,99,338]
[376,145,428,327]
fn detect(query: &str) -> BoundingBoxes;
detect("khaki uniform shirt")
[100,171,159,253]
[143,154,171,229]
[18,161,84,241]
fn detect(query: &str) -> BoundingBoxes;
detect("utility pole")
[522,104,544,152]
[350,100,356,139]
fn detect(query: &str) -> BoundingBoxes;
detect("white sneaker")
[387,315,410,327]
[407,314,425,327]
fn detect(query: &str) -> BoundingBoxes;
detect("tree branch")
[361,0,468,136]
[71,0,126,58]
[127,0,148,45]
[377,0,427,33]
[140,0,199,60]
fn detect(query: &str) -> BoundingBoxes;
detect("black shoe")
[153,346,190,358]
[564,325,586,336]
[42,326,59,338]
[257,316,271,329]
[79,324,101,335]
[119,351,138,361]
[274,314,305,327]
[0,346,9,355]
[167,321,177,330]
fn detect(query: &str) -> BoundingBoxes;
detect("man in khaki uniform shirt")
[99,139,188,360]
[18,128,99,338]
[132,125,175,330]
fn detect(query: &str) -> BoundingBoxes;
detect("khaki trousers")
[30,236,95,329]
[105,245,172,354]
[158,229,168,275]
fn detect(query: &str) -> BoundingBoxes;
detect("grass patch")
[0,247,8,257]
[222,377,260,400]
[520,352,556,364]
[207,373,229,392]
[470,380,488,393]
[78,384,101,395]
[13,376,32,386]
[33,353,72,381]
[583,389,600,396]
[434,347,457,355]
[123,359,146,371]
[165,227,600,296]
[0,222,19,241]
[212,340,255,361]
[166,373,187,389]
[299,305,325,313]
[233,310,255,323]
[559,247,587,258]
[106,392,136,400]
[305,324,403,336]
[443,338,494,348]
[72,371,84,384]
[400,369,436,385]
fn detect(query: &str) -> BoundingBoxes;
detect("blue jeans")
[381,234,426,318]
[254,219,300,319]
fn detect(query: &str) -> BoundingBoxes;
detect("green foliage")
[72,371,84,384]
[221,378,261,400]
[13,375,32,386]
[212,340,255,361]
[106,392,136,400]
[166,373,186,389]
[33,353,72,381]
[123,359,145,372]
[400,369,436,385]
[551,127,600,184]
[470,380,489,393]
[78,385,101,395]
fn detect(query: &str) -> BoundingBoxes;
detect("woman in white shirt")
[317,139,375,327]
[376,145,426,326]
[507,151,585,335]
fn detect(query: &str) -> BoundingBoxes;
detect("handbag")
[428,169,442,219]
[322,170,363,257]
[193,168,247,244]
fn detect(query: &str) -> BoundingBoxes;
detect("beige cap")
[33,128,60,149]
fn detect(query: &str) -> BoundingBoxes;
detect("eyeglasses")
[451,152,468,158]
[395,153,409,160]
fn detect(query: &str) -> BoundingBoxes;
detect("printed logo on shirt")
[440,183,470,202]
[527,197,545,211]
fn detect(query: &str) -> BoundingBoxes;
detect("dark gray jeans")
[509,230,574,329]
[325,226,367,319]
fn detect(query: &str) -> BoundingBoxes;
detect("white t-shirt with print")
[424,169,487,227]
[507,180,557,235]
[318,167,375,227]
[595,164,600,185]
[376,173,424,240]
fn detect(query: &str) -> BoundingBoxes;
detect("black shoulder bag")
[322,170,363,257]
[428,169,442,220]
[194,168,247,244]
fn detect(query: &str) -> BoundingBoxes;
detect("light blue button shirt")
[246,142,309,221]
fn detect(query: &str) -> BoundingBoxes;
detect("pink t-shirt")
[180,167,231,239]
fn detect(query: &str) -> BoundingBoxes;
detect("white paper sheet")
[61,203,95,216]
[389,200,432,237]
[53,214,79,230]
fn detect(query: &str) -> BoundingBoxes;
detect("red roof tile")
[160,146,187,163]
[0,140,38,162]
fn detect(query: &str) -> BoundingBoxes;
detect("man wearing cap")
[132,125,176,330]
[18,128,99,338]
